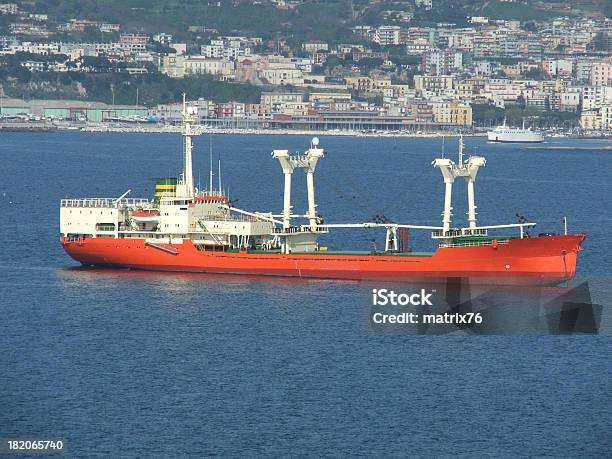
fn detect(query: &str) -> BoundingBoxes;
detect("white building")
[202,43,251,60]
[575,60,594,82]
[581,86,612,110]
[554,91,580,111]
[160,54,186,78]
[22,60,45,71]
[184,56,235,78]
[0,3,19,14]
[290,57,313,74]
[602,105,612,129]
[258,66,303,86]
[9,41,60,55]
[414,75,455,95]
[591,62,612,87]
[302,41,329,53]
[153,33,173,46]
[375,26,403,46]
[415,0,433,10]
[406,39,431,54]
[422,49,463,75]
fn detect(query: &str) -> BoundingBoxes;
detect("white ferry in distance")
[487,120,544,143]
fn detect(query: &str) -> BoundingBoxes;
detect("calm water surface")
[1,132,611,456]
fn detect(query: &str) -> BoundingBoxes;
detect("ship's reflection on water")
[56,266,356,293]
[57,267,611,335]
[55,266,356,319]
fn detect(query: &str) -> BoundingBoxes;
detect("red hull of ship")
[61,234,585,286]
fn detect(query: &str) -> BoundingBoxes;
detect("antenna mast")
[209,136,213,193]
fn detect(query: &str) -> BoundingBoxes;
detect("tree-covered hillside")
[18,0,598,44]
[0,54,262,105]
[23,0,358,43]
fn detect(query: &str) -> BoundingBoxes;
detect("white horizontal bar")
[228,206,283,225]
[471,223,537,230]
[317,223,443,230]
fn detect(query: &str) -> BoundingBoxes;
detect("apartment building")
[581,86,612,110]
[602,105,612,129]
[548,91,580,111]
[579,109,603,130]
[202,37,253,60]
[345,77,392,93]
[432,102,472,126]
[414,75,455,94]
[302,40,328,53]
[261,92,304,106]
[184,56,235,78]
[160,54,186,78]
[258,66,303,85]
[374,26,408,46]
[591,62,612,87]
[119,34,149,45]
[421,49,463,76]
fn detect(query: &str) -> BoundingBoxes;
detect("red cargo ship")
[60,97,585,285]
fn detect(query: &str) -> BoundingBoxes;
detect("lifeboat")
[131,210,161,223]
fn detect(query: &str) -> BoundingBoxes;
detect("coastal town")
[0,0,610,135]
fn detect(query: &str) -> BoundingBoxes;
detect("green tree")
[322,56,347,76]
[504,106,523,125]
[357,57,383,74]
[472,103,504,125]
[524,68,545,80]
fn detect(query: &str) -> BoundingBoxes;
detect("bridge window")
[95,223,116,231]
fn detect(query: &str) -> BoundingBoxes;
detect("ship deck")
[245,249,434,257]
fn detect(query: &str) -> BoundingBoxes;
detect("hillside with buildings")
[0,0,611,133]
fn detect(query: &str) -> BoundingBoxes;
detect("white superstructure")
[60,94,275,249]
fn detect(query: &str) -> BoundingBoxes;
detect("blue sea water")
[1,132,611,457]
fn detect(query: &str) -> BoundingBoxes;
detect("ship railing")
[431,228,488,238]
[273,225,327,234]
[61,198,150,208]
[197,214,272,224]
[431,223,536,239]
[439,239,510,248]
[198,214,250,223]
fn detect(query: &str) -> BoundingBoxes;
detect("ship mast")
[209,137,214,194]
[272,138,325,253]
[179,93,200,198]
